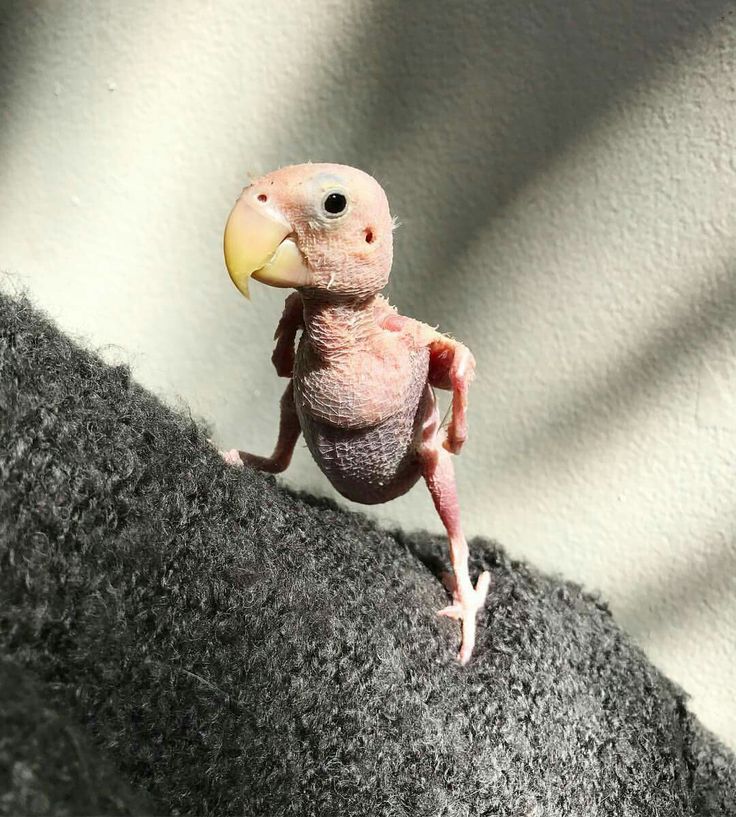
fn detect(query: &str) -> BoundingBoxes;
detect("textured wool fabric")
[0,657,153,816]
[1,291,735,817]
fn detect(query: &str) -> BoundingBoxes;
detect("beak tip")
[233,274,251,301]
[223,195,308,297]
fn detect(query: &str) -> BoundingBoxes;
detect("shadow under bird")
[221,163,489,663]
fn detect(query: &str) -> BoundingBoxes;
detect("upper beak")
[223,194,311,299]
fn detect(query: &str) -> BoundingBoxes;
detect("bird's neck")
[301,293,380,360]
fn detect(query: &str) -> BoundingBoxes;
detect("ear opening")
[364,227,375,244]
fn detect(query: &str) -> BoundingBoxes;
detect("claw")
[437,604,463,620]
[221,448,244,467]
[437,570,491,664]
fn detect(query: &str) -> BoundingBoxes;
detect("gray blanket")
[1,292,734,816]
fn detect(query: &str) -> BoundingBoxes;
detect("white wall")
[2,0,735,747]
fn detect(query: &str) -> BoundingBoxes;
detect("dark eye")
[322,191,348,217]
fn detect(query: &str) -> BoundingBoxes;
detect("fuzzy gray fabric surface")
[1,290,735,816]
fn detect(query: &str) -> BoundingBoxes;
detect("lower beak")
[223,196,311,299]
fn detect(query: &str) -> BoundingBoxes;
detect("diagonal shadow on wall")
[490,267,736,471]
[261,0,733,329]
[617,523,736,643]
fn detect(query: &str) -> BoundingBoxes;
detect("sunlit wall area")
[1,0,735,746]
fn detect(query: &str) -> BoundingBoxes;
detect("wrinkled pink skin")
[223,164,489,664]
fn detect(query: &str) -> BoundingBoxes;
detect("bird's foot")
[221,447,245,467]
[441,423,466,455]
[437,571,491,665]
[219,446,287,474]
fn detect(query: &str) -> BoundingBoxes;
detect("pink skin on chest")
[293,301,432,503]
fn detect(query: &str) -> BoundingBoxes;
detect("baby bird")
[221,163,489,664]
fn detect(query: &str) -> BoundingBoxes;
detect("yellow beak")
[223,195,311,299]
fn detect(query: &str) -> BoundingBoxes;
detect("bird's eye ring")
[322,191,348,218]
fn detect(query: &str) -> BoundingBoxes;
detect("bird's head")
[223,163,394,301]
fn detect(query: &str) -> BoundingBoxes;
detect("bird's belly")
[297,386,432,505]
[294,343,431,504]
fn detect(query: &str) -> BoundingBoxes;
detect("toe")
[437,604,463,620]
[221,449,244,467]
[475,571,491,604]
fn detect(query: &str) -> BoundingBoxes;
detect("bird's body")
[220,163,489,663]
[294,297,431,504]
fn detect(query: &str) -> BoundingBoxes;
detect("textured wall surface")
[1,0,735,747]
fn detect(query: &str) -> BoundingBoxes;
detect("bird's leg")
[419,392,490,664]
[428,337,475,455]
[271,292,304,378]
[222,380,301,473]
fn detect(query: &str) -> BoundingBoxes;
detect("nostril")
[257,193,268,202]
